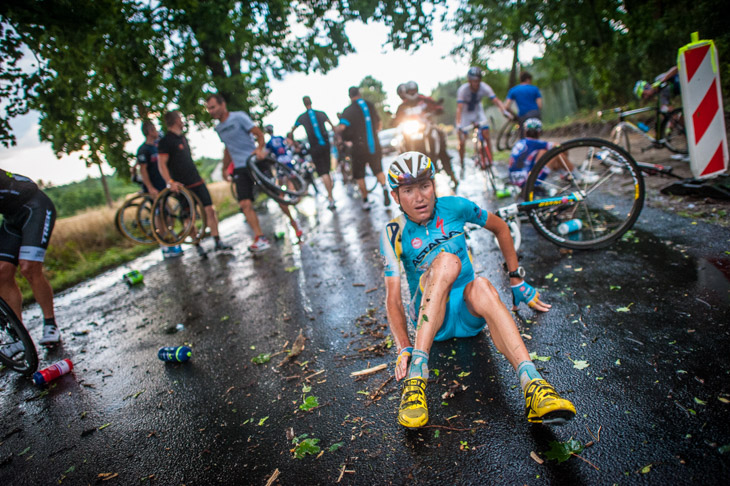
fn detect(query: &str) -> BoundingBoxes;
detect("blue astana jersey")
[380,196,490,320]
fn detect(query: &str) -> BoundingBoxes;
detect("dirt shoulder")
[544,122,730,229]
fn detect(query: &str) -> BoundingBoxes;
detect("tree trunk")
[509,36,520,89]
[98,163,113,207]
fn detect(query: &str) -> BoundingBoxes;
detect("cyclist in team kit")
[504,71,543,136]
[455,67,509,178]
[335,86,391,211]
[205,94,302,251]
[380,152,576,428]
[0,171,62,351]
[291,96,337,210]
[157,110,232,257]
[634,66,680,113]
[136,120,183,259]
[394,81,458,188]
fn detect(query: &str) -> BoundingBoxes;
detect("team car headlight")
[401,119,425,138]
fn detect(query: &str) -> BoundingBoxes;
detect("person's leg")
[398,252,460,428]
[369,152,390,206]
[481,127,494,164]
[18,260,54,320]
[351,152,370,207]
[277,202,301,236]
[204,205,220,237]
[239,199,264,236]
[321,173,334,201]
[0,262,22,321]
[457,129,466,175]
[463,277,576,424]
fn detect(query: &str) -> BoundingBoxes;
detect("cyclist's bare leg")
[321,173,334,201]
[239,199,264,237]
[463,276,530,369]
[18,260,55,320]
[412,252,461,354]
[547,153,575,172]
[481,127,494,164]
[457,130,467,178]
[277,202,301,233]
[0,262,23,321]
[204,205,220,237]
[355,178,368,200]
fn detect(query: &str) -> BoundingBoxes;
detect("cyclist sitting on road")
[634,66,680,113]
[508,119,578,189]
[380,151,576,429]
[205,94,302,251]
[504,71,542,136]
[0,170,62,350]
[394,81,458,188]
[157,110,232,257]
[455,67,509,178]
[291,96,337,210]
[136,120,183,259]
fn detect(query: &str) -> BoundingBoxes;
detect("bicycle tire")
[661,108,688,154]
[151,188,198,246]
[247,154,306,205]
[497,120,518,151]
[479,135,498,195]
[186,190,208,245]
[135,194,156,241]
[0,297,38,376]
[610,123,631,154]
[523,137,645,250]
[116,194,155,244]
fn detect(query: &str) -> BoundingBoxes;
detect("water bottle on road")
[557,219,582,235]
[33,359,74,385]
[158,346,192,362]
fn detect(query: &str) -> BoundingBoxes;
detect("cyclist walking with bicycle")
[0,170,62,352]
[157,110,231,257]
[504,71,543,135]
[380,152,575,429]
[456,67,509,179]
[291,96,337,210]
[205,94,302,251]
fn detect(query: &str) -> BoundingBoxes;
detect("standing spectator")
[505,71,543,122]
[157,110,231,257]
[0,170,61,348]
[334,87,391,211]
[292,96,337,209]
[205,94,301,251]
[136,120,182,259]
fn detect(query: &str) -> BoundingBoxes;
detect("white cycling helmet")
[467,67,482,80]
[404,80,419,101]
[396,83,407,100]
[387,151,435,190]
[523,118,542,133]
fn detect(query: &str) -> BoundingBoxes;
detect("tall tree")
[358,75,393,128]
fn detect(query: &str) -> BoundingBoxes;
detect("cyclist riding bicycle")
[455,67,509,178]
[380,151,576,428]
[393,81,458,187]
[504,71,542,136]
[634,66,680,113]
[0,170,62,352]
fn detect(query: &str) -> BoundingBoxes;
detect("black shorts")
[232,167,256,201]
[309,145,332,177]
[186,182,213,207]
[351,147,383,180]
[0,191,56,265]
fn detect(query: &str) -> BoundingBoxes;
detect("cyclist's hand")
[395,346,413,381]
[149,187,159,198]
[254,147,267,160]
[167,180,183,193]
[511,281,551,312]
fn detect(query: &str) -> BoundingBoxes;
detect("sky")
[0,17,541,186]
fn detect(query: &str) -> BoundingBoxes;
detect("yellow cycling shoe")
[524,379,576,425]
[398,377,428,428]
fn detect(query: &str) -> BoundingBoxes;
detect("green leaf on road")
[641,464,652,474]
[543,439,584,463]
[299,395,319,411]
[571,359,590,370]
[258,416,269,426]
[251,353,271,364]
[328,442,343,452]
[292,436,320,459]
[694,397,707,406]
[457,371,471,378]
[610,285,621,290]
[719,444,730,454]
[529,352,551,362]
[616,303,633,312]
[285,266,300,273]
[18,446,31,456]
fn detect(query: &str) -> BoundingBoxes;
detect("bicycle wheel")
[610,123,631,154]
[661,108,688,154]
[497,120,517,151]
[185,191,208,245]
[247,154,306,205]
[479,136,498,194]
[116,194,155,244]
[151,188,197,246]
[0,297,38,376]
[523,138,645,250]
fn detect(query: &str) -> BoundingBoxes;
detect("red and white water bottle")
[33,359,74,386]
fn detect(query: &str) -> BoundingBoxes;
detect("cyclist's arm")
[536,97,543,110]
[250,125,266,159]
[138,164,158,196]
[484,212,521,285]
[157,153,182,192]
[222,149,233,181]
[455,102,464,127]
[385,275,413,380]
[491,96,509,116]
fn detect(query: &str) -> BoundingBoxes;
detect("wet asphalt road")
[1,155,729,485]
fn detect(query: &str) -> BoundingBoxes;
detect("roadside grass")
[16,181,239,303]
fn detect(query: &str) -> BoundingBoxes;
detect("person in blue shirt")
[380,151,576,429]
[505,71,542,121]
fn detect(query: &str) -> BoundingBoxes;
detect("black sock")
[214,236,221,243]
[44,317,57,328]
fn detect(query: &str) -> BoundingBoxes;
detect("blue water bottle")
[637,122,650,133]
[557,219,583,235]
[158,346,192,362]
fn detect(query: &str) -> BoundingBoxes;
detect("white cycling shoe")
[38,325,61,345]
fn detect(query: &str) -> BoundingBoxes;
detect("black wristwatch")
[508,266,526,279]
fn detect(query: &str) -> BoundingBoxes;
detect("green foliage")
[359,75,394,128]
[43,177,139,219]
[251,353,272,364]
[291,434,320,459]
[544,439,585,463]
[299,395,320,411]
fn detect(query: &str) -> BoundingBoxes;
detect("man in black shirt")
[157,111,231,255]
[0,170,61,346]
[335,87,391,211]
[292,96,336,209]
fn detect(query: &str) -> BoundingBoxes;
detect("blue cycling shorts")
[430,284,486,342]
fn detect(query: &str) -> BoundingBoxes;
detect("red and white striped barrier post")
[678,33,728,179]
